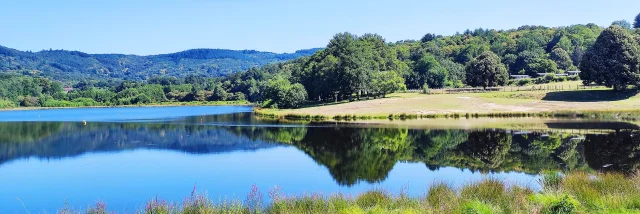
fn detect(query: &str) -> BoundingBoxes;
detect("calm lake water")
[0,106,638,213]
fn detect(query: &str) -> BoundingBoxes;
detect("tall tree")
[580,25,640,90]
[465,51,508,89]
[550,48,574,70]
[634,13,640,28]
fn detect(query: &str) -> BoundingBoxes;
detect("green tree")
[465,51,508,89]
[612,20,632,29]
[280,83,308,108]
[550,48,574,70]
[415,54,448,88]
[527,58,559,75]
[635,13,640,29]
[372,71,406,97]
[580,25,640,90]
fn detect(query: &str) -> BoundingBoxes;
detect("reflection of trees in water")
[290,127,410,186]
[0,122,65,143]
[459,130,512,169]
[2,118,639,186]
[255,128,638,185]
[584,131,640,174]
[0,122,275,165]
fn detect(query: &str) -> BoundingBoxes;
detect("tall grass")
[64,171,640,213]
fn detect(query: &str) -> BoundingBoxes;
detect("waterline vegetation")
[63,171,640,213]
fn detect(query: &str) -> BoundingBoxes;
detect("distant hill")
[0,46,321,82]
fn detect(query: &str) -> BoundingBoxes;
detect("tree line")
[2,17,640,108]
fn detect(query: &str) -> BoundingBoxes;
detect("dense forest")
[0,46,320,81]
[2,17,640,109]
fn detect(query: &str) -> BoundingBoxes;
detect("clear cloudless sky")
[2,0,639,55]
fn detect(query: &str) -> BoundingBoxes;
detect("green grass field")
[258,81,640,120]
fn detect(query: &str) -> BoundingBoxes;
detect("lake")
[0,106,638,213]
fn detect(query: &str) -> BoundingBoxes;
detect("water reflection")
[1,115,639,186]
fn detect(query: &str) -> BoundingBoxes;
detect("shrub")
[516,78,532,86]
[0,99,17,108]
[355,189,390,208]
[543,74,556,81]
[422,83,430,94]
[19,95,40,107]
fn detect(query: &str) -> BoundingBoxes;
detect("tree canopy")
[465,51,508,89]
[579,25,640,90]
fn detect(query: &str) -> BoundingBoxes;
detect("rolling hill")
[0,45,320,82]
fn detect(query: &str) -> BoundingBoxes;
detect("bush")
[516,78,532,86]
[42,100,80,107]
[19,96,40,107]
[544,74,556,81]
[567,75,580,81]
[71,98,100,106]
[0,99,17,108]
[422,83,430,94]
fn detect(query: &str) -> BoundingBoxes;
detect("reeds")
[67,171,640,213]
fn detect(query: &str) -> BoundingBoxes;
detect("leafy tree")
[612,20,632,29]
[580,25,640,90]
[550,48,574,70]
[635,13,640,29]
[415,54,448,88]
[465,51,508,89]
[526,58,559,75]
[281,83,308,108]
[372,71,406,97]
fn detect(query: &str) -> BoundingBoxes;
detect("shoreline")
[0,101,255,112]
[255,108,640,121]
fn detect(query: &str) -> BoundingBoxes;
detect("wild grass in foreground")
[60,171,640,213]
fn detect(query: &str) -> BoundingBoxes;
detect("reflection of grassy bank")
[73,171,640,213]
[256,108,640,121]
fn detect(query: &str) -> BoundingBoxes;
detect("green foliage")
[580,25,640,90]
[372,71,406,97]
[0,46,320,81]
[612,20,632,29]
[550,48,574,70]
[465,51,508,88]
[265,77,308,108]
[635,13,640,29]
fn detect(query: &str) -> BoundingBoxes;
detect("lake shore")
[0,101,254,112]
[67,171,640,213]
[256,89,640,121]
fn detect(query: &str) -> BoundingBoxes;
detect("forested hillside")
[2,20,640,109]
[0,46,320,81]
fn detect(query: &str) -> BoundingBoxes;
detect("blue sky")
[2,0,639,55]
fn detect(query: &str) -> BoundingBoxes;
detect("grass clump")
[66,171,640,213]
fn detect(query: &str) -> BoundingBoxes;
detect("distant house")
[63,87,73,93]
[510,75,530,79]
[567,71,581,76]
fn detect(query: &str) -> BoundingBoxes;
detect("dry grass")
[259,88,640,119]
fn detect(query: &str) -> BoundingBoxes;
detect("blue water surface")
[0,106,574,213]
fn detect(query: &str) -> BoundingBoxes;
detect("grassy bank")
[66,171,640,213]
[256,108,640,121]
[0,100,253,111]
[256,87,640,121]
